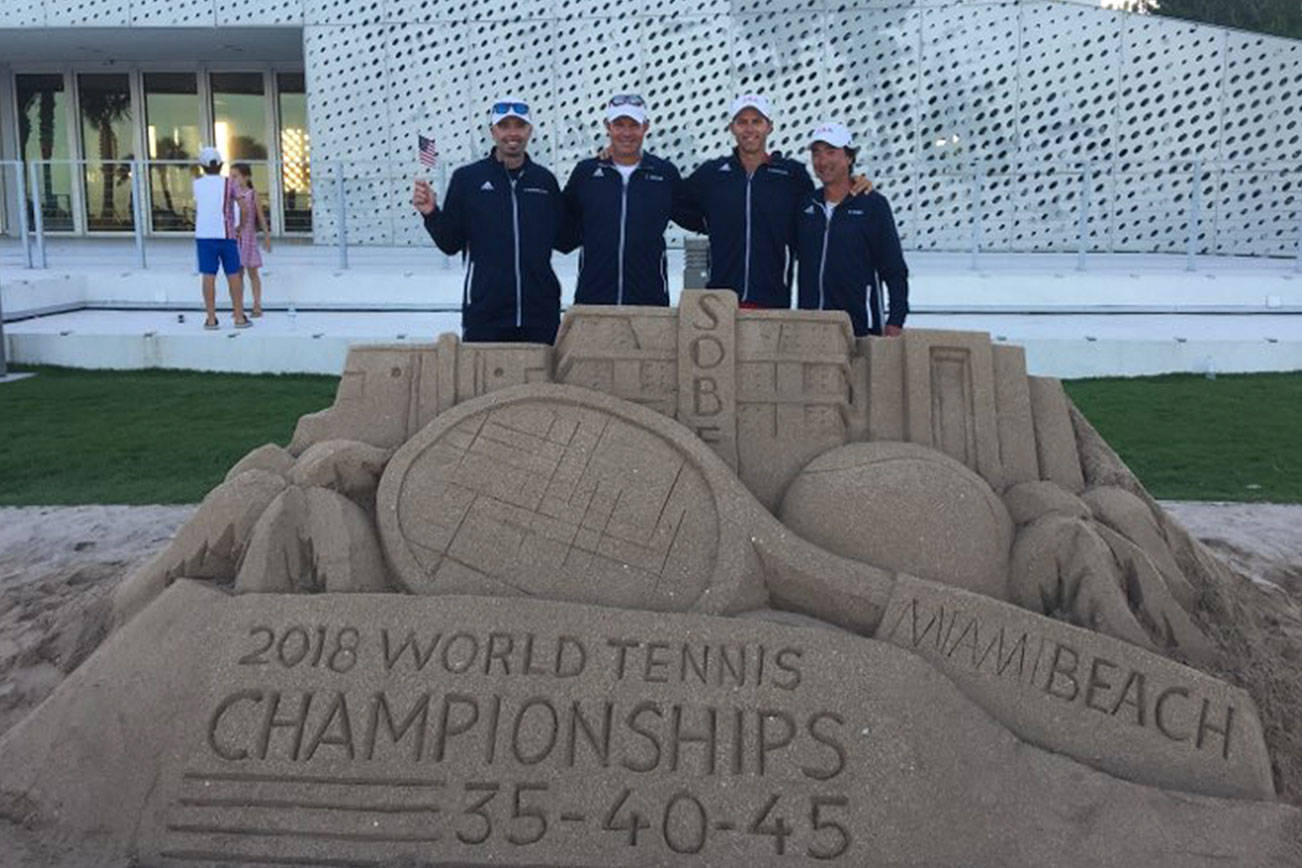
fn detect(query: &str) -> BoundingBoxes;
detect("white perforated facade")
[3,0,1300,255]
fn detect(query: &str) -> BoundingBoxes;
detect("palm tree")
[151,136,190,230]
[78,84,134,228]
[17,80,63,225]
[229,135,268,161]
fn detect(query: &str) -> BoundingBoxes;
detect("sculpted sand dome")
[779,441,1014,601]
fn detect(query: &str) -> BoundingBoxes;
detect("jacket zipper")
[743,171,754,302]
[874,279,885,333]
[818,205,832,310]
[510,174,522,327]
[617,170,630,304]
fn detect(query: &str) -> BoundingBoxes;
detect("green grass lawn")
[0,366,1298,505]
[0,366,339,506]
[1062,371,1302,503]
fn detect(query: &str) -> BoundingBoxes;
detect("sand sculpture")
[2,292,1299,866]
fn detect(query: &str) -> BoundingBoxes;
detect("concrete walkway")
[4,238,1301,377]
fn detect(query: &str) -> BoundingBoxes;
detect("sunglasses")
[607,93,645,108]
[491,102,530,116]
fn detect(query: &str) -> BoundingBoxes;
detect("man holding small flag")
[417,133,439,169]
[413,97,568,344]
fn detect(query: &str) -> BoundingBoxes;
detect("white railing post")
[0,249,7,376]
[1294,168,1302,274]
[336,164,349,271]
[13,162,32,269]
[1077,165,1091,271]
[969,167,981,271]
[131,159,147,270]
[29,162,46,269]
[1186,160,1201,272]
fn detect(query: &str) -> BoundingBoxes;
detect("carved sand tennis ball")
[778,441,1014,601]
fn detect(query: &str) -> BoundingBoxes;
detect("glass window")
[211,72,270,227]
[78,73,136,232]
[16,73,74,231]
[144,72,201,232]
[277,72,311,233]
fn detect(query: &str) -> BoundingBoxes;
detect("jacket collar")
[816,183,863,208]
[728,148,785,172]
[598,151,658,171]
[486,148,533,178]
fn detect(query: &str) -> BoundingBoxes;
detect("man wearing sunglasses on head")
[562,94,687,307]
[677,95,872,310]
[413,97,567,344]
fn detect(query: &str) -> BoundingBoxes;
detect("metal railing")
[1,156,313,270]
[3,157,1300,273]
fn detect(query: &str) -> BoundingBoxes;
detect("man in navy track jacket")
[563,94,688,307]
[413,97,568,344]
[677,94,815,309]
[795,122,909,337]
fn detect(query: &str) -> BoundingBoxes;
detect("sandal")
[234,318,253,329]
[203,320,220,330]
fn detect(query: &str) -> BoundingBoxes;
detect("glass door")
[211,72,270,227]
[277,72,312,233]
[16,73,75,231]
[144,72,201,232]
[78,73,136,232]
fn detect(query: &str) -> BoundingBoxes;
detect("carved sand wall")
[4,295,1297,867]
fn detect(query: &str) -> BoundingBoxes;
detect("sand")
[0,500,1299,795]
[1162,501,1302,595]
[0,505,195,737]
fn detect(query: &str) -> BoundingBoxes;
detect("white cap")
[489,96,532,125]
[729,93,773,122]
[809,121,853,149]
[197,146,222,165]
[605,103,648,124]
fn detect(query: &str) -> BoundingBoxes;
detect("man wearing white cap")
[413,96,567,343]
[794,122,909,337]
[561,94,685,306]
[676,94,815,309]
[193,146,250,330]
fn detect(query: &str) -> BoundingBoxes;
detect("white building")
[1,0,1299,255]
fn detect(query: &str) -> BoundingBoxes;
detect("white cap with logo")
[605,93,648,124]
[489,96,532,125]
[729,93,773,122]
[809,122,853,149]
[197,146,222,165]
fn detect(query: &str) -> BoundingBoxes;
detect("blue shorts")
[196,238,242,275]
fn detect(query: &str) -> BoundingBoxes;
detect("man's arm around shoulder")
[672,160,709,234]
[553,165,580,253]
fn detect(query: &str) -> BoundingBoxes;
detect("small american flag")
[418,134,439,168]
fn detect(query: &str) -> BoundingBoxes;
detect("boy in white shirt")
[193,146,250,329]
